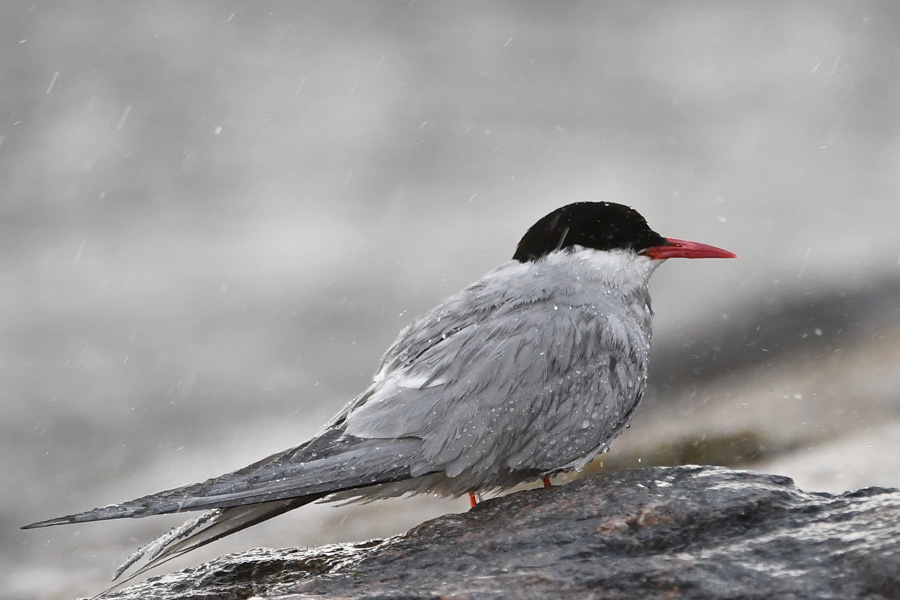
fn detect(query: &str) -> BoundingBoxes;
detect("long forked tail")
[22,433,426,583]
[24,433,422,527]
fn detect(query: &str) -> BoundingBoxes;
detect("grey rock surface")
[97,466,900,600]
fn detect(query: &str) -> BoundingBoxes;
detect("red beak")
[641,238,737,260]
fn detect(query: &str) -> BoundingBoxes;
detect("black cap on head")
[513,202,667,262]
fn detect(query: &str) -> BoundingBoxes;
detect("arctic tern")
[24,201,736,582]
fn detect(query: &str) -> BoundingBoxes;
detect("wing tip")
[22,516,76,529]
[23,505,134,529]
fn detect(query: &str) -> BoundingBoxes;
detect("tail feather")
[23,432,431,588]
[23,434,424,528]
[110,496,318,586]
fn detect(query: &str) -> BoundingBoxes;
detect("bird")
[24,201,736,583]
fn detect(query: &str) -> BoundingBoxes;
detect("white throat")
[543,246,662,297]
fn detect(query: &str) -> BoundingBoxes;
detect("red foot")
[543,476,552,488]
[468,491,477,508]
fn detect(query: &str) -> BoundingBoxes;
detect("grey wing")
[24,431,422,526]
[340,293,650,492]
[23,430,427,580]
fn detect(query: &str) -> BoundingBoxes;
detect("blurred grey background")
[4,2,900,598]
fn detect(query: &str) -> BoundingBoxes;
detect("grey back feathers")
[336,248,658,493]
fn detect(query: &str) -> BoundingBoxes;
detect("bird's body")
[332,247,657,495]
[24,202,735,582]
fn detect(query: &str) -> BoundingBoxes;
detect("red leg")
[543,476,552,488]
[468,491,477,507]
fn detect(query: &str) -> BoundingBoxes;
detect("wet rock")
[98,465,900,600]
